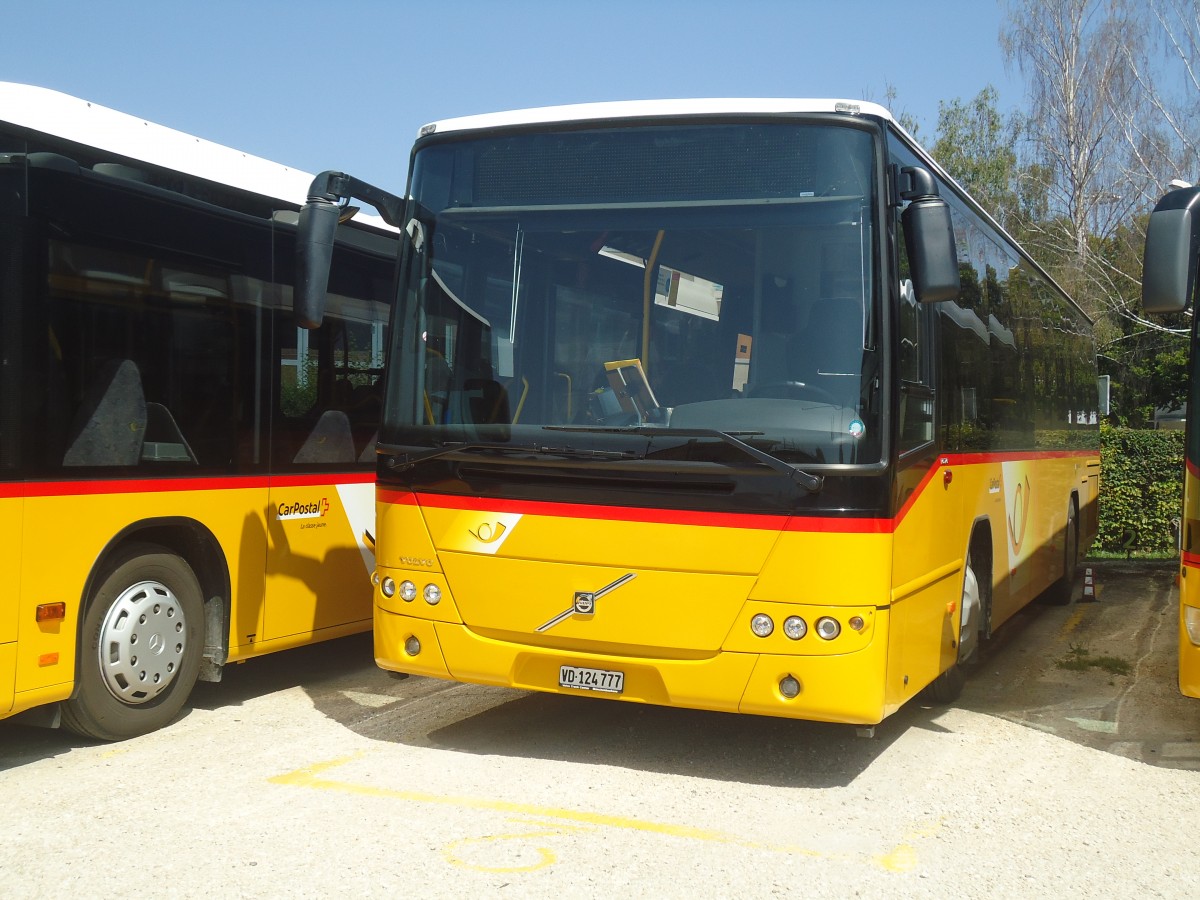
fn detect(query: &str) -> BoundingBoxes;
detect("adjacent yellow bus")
[300,100,1100,728]
[1143,183,1200,698]
[0,84,397,739]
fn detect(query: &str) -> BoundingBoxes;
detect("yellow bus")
[1143,183,1200,698]
[299,100,1100,728]
[0,83,397,740]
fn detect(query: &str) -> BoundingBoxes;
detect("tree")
[1001,0,1194,423]
[1116,0,1200,200]
[1002,0,1145,266]
[932,87,1022,232]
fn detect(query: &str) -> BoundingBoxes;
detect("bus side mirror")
[1142,186,1200,315]
[295,197,340,330]
[900,166,960,304]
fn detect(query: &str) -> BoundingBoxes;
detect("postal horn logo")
[277,498,330,521]
[469,521,507,543]
[1008,476,1030,554]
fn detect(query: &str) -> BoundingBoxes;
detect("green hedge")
[1096,423,1184,554]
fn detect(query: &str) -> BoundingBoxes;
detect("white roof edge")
[0,82,315,203]
[0,82,392,231]
[419,98,896,137]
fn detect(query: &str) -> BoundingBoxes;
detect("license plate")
[558,664,624,694]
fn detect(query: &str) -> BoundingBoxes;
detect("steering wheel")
[748,380,838,405]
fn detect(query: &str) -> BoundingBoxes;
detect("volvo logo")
[536,573,635,632]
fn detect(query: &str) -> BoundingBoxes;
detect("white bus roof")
[0,82,319,206]
[419,98,896,137]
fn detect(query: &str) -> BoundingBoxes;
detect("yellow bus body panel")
[1,477,374,723]
[375,450,1098,725]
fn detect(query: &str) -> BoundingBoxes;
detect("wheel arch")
[77,517,231,693]
[966,515,994,639]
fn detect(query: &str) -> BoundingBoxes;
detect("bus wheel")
[926,558,982,704]
[1042,499,1079,605]
[61,544,204,741]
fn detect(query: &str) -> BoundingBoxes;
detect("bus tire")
[1042,498,1079,606]
[61,544,204,741]
[926,557,982,704]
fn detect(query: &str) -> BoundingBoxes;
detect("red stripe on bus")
[6,472,372,500]
[375,447,1096,533]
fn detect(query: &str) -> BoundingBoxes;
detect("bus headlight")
[381,577,396,598]
[1185,606,1200,645]
[399,580,418,602]
[751,614,774,637]
[783,616,807,640]
[423,583,442,605]
[816,617,841,640]
[404,636,421,656]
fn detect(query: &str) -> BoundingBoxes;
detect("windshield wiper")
[386,440,640,471]
[543,425,824,493]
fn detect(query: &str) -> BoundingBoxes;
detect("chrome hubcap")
[98,580,187,704]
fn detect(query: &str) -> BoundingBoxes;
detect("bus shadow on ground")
[316,564,1200,779]
[381,688,949,791]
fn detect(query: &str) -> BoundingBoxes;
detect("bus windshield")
[383,122,882,468]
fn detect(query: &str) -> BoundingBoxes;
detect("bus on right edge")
[1143,184,1200,698]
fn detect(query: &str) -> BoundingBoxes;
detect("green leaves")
[1097,423,1184,553]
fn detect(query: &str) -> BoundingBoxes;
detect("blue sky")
[2,0,1023,189]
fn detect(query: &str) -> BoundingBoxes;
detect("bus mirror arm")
[1142,185,1200,315]
[295,170,406,329]
[899,166,960,305]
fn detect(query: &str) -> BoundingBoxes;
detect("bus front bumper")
[375,607,890,726]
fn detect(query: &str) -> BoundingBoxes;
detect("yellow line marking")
[444,826,566,873]
[269,755,824,858]
[1058,606,1087,641]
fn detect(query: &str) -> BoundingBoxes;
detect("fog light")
[848,615,865,632]
[399,580,417,602]
[423,583,442,605]
[751,613,774,637]
[816,616,841,640]
[404,635,421,656]
[381,577,396,598]
[783,616,807,640]
[779,675,800,698]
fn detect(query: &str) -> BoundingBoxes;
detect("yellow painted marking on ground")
[875,843,918,872]
[444,828,562,873]
[874,817,942,872]
[269,755,824,858]
[1057,606,1087,641]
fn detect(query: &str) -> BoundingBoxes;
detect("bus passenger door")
[262,314,377,644]
[887,288,964,704]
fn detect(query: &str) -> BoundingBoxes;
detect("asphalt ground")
[2,561,1198,897]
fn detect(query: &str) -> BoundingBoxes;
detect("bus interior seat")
[358,432,378,463]
[62,359,147,466]
[142,402,198,463]
[293,409,356,464]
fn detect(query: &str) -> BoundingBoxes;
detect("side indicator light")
[38,652,59,667]
[36,602,66,623]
